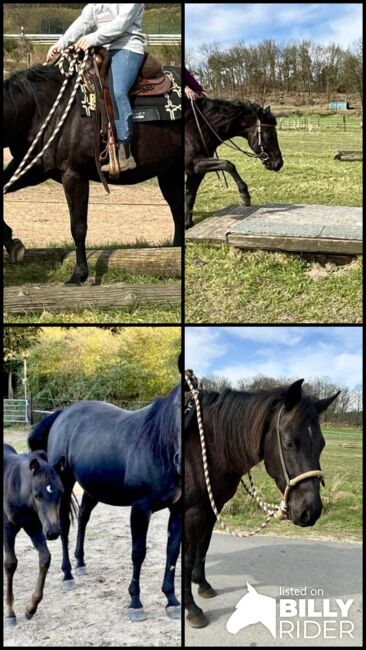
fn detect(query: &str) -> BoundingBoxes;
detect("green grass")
[186,122,362,323]
[220,428,362,542]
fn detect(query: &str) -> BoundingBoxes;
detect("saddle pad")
[79,67,181,122]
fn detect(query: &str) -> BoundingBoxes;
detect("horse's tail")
[27,409,63,452]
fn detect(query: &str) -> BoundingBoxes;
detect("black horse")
[28,385,181,621]
[3,443,65,625]
[4,57,182,284]
[184,378,339,628]
[185,97,283,228]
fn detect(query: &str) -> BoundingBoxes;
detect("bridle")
[185,370,324,537]
[189,98,274,164]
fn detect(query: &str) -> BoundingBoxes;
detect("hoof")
[166,605,181,620]
[75,565,88,576]
[64,278,83,286]
[25,610,35,620]
[62,579,75,591]
[5,616,17,626]
[198,586,217,599]
[9,239,25,264]
[128,608,147,622]
[186,611,209,628]
[242,196,251,207]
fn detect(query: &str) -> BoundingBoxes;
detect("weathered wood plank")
[4,247,181,277]
[228,234,362,255]
[4,282,181,315]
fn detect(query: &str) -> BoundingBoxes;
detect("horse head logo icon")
[226,582,276,638]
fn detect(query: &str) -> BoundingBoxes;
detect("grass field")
[186,118,362,323]
[220,427,362,542]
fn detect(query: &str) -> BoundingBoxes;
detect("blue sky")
[185,3,363,54]
[185,327,362,389]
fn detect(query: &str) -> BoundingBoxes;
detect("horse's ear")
[284,379,304,411]
[53,456,66,474]
[316,391,340,414]
[264,105,271,112]
[29,458,41,475]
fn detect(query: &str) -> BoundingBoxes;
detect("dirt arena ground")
[4,150,173,248]
[3,432,181,647]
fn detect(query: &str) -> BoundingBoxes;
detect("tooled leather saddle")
[82,48,174,187]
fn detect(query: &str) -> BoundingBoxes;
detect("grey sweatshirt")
[57,3,145,54]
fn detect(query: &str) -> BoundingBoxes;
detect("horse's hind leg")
[74,492,98,575]
[62,170,90,285]
[192,512,217,598]
[4,521,19,625]
[162,503,182,619]
[24,526,51,620]
[128,503,151,621]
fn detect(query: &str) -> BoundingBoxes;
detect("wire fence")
[277,115,363,132]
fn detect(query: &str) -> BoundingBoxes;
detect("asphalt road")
[185,534,362,647]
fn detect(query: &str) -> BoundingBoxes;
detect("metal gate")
[3,399,30,424]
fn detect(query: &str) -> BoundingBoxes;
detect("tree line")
[186,38,363,106]
[200,374,362,427]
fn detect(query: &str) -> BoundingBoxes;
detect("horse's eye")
[34,493,42,500]
[283,440,294,451]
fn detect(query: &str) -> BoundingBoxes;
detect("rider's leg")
[108,48,144,171]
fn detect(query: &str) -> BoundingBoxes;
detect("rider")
[184,66,207,100]
[47,4,145,175]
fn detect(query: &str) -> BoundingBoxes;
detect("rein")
[3,48,89,195]
[185,370,324,538]
[189,99,273,164]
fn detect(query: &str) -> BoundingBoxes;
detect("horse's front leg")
[59,481,76,589]
[194,158,251,206]
[62,170,89,284]
[185,171,205,229]
[157,163,183,247]
[128,503,151,621]
[24,526,51,620]
[192,511,217,598]
[162,502,182,619]
[4,521,19,625]
[74,492,98,575]
[184,511,209,628]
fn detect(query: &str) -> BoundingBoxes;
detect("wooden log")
[4,282,181,315]
[227,234,362,255]
[5,247,181,278]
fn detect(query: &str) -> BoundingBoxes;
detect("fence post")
[343,115,346,132]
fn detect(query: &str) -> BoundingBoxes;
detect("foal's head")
[29,452,65,540]
[263,379,339,527]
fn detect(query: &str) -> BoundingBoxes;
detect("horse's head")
[29,452,65,540]
[244,105,283,172]
[263,379,339,527]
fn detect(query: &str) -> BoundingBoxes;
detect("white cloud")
[222,326,304,345]
[185,327,228,374]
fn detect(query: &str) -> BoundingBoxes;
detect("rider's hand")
[185,86,199,101]
[74,36,91,52]
[46,44,61,62]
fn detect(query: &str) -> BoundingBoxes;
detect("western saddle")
[82,48,172,185]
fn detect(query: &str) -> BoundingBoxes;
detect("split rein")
[3,48,90,195]
[185,371,324,539]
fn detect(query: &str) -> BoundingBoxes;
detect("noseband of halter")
[274,404,324,520]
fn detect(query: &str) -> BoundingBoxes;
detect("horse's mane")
[4,64,62,115]
[192,96,277,125]
[198,386,316,466]
[138,384,181,465]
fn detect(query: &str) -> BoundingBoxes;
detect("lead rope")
[185,372,283,538]
[3,48,89,195]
